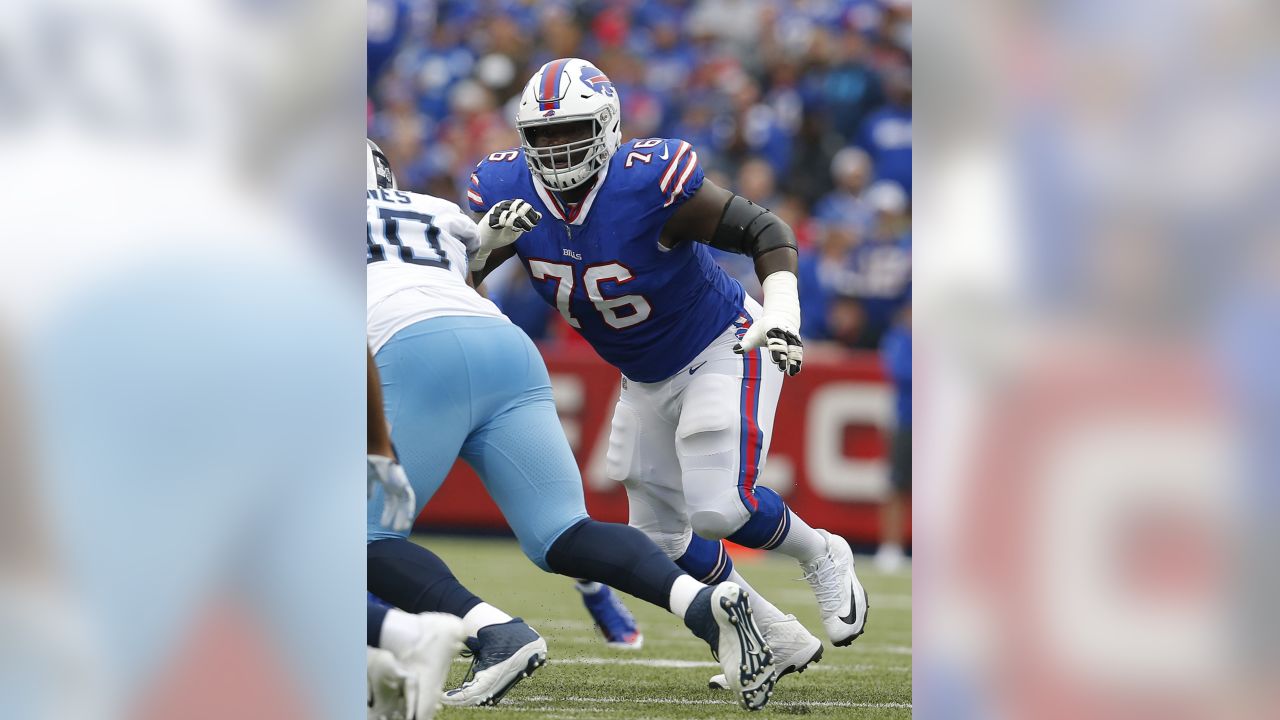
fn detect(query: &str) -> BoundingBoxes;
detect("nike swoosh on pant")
[688,361,708,375]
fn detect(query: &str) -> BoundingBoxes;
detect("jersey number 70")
[367,207,450,269]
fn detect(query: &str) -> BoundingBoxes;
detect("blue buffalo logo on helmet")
[579,66,615,97]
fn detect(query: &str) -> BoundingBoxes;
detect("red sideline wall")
[417,346,908,545]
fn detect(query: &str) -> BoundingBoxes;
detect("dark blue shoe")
[442,618,547,707]
[577,582,643,649]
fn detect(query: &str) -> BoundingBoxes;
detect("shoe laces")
[801,553,844,614]
[457,643,480,686]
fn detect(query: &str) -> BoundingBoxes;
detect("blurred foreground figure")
[2,0,365,717]
[915,0,1275,716]
[0,335,107,719]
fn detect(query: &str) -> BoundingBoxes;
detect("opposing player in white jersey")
[365,140,779,711]
[467,59,870,685]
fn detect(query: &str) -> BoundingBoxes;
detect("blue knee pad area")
[676,533,734,584]
[726,487,791,550]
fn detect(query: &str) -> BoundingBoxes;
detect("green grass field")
[421,534,912,719]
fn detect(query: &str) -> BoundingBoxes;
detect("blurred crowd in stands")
[368,0,911,354]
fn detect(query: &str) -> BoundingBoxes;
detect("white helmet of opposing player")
[515,58,622,191]
[367,138,397,190]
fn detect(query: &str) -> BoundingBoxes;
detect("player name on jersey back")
[366,189,507,353]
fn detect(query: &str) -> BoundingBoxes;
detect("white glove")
[367,646,411,720]
[368,454,416,532]
[469,199,542,271]
[733,271,804,376]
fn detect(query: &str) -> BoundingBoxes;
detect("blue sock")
[675,533,734,584]
[368,600,389,647]
[367,538,483,617]
[544,518,685,610]
[726,487,791,550]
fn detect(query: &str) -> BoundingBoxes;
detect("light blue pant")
[368,316,589,570]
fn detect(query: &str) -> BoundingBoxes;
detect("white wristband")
[760,271,801,332]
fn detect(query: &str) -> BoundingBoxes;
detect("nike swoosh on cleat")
[839,580,861,624]
[689,361,708,375]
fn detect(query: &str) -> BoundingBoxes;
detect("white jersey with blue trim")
[366,188,506,353]
[468,138,747,383]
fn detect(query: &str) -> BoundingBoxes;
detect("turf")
[421,534,912,719]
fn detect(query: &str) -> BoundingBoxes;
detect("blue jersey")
[468,139,746,382]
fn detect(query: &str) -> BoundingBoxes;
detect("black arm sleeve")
[706,194,798,259]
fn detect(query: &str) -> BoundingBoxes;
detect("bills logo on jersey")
[579,66,615,97]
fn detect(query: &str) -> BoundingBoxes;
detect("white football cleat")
[376,612,467,720]
[706,582,776,710]
[708,614,822,690]
[442,618,548,707]
[801,530,869,646]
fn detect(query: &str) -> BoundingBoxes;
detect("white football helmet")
[367,138,396,190]
[515,58,622,191]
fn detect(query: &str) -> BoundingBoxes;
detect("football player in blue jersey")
[468,59,871,682]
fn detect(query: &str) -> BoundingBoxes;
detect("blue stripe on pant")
[367,316,589,570]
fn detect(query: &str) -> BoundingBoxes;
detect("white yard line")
[453,655,911,673]
[506,695,912,709]
[551,656,719,668]
[546,656,913,672]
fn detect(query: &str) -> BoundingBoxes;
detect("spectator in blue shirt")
[798,221,860,342]
[819,30,884,141]
[858,66,912,197]
[814,146,875,233]
[846,180,912,345]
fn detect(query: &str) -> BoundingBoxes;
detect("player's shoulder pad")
[403,189,479,249]
[468,147,525,214]
[610,137,703,209]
